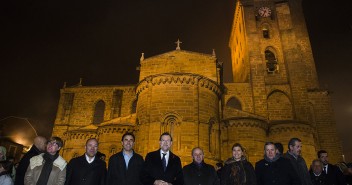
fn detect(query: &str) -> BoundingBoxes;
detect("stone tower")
[223,0,342,163]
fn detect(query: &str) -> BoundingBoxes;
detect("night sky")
[1,0,352,160]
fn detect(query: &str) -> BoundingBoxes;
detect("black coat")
[140,149,184,185]
[284,152,313,185]
[310,171,327,185]
[221,158,256,185]
[183,162,219,185]
[14,145,42,185]
[65,154,106,185]
[255,157,300,185]
[106,151,144,185]
[324,164,346,185]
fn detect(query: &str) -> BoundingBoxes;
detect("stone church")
[52,0,343,165]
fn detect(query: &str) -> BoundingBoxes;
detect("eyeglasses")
[47,141,58,146]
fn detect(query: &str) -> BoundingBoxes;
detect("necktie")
[162,153,167,171]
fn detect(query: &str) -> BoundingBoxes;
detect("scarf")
[264,154,280,162]
[36,152,59,185]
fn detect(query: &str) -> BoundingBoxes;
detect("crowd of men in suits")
[8,132,352,185]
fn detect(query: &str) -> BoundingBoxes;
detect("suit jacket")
[255,157,300,185]
[324,164,346,185]
[183,162,219,185]
[65,154,106,185]
[106,151,144,185]
[141,149,184,185]
[15,145,42,185]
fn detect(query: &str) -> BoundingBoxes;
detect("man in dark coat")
[65,138,106,185]
[256,142,300,185]
[310,159,327,185]
[284,138,313,185]
[317,150,346,185]
[14,136,47,185]
[183,147,219,185]
[106,132,144,185]
[141,132,184,185]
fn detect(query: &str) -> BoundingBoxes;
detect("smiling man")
[24,137,67,185]
[65,138,106,185]
[183,147,219,185]
[106,132,144,185]
[141,132,183,185]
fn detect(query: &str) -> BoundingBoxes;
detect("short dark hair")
[274,142,283,154]
[232,143,244,151]
[121,132,135,141]
[264,142,276,150]
[48,136,63,148]
[159,132,172,141]
[86,138,98,146]
[288,138,301,150]
[317,150,328,158]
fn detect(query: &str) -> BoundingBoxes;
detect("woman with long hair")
[221,143,256,185]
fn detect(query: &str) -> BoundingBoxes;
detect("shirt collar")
[85,154,95,163]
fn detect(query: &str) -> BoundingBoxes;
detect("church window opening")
[226,97,242,110]
[265,50,278,73]
[112,90,123,118]
[93,100,105,124]
[263,28,269,38]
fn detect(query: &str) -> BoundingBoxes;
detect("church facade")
[52,0,343,165]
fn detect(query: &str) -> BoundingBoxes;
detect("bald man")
[15,136,47,185]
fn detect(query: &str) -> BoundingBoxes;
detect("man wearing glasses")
[24,137,67,185]
[141,132,183,185]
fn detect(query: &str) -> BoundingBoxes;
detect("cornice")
[97,125,136,135]
[136,73,222,97]
[64,131,97,140]
[224,118,268,130]
[269,122,313,134]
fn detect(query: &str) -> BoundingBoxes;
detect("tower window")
[265,50,278,73]
[263,29,269,38]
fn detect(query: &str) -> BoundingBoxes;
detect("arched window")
[226,97,242,110]
[267,91,293,120]
[93,100,105,124]
[263,28,269,38]
[265,50,278,73]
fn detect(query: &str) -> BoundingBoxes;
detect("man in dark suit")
[15,136,47,185]
[183,147,219,185]
[106,132,144,185]
[141,132,183,185]
[310,159,327,185]
[65,138,106,185]
[317,150,346,185]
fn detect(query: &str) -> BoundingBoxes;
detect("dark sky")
[1,0,352,160]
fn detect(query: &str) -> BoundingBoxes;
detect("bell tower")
[227,0,343,163]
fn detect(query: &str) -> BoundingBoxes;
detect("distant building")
[52,0,343,165]
[0,116,38,162]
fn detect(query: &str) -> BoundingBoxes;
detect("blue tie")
[162,153,167,171]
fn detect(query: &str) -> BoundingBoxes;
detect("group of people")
[1,133,352,185]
